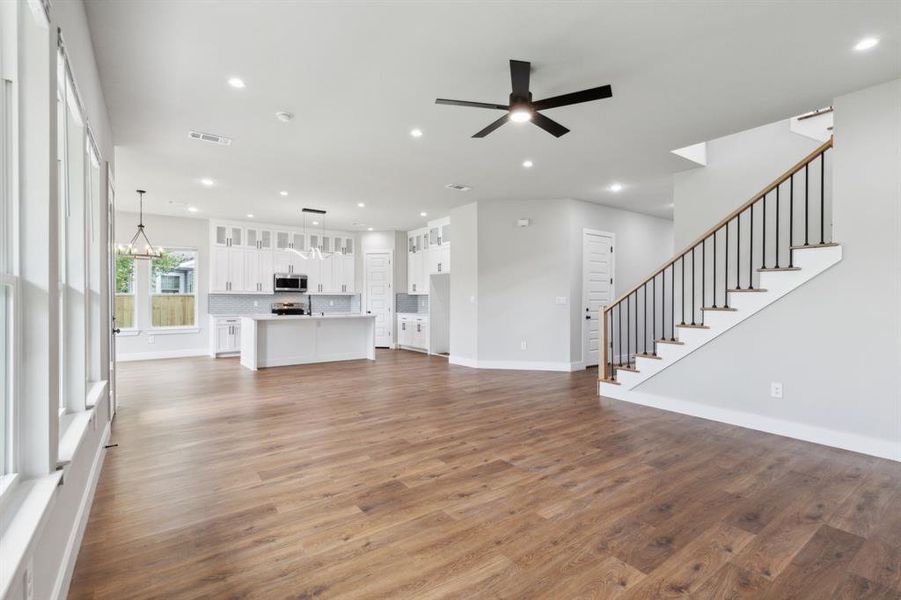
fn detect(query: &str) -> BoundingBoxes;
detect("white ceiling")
[85,1,900,231]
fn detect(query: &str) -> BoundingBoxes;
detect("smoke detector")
[445,183,473,192]
[188,130,232,145]
[276,111,295,122]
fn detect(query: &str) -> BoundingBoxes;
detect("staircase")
[599,138,837,399]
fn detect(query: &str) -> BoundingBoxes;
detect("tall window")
[150,250,196,328]
[1,67,14,476]
[114,255,136,329]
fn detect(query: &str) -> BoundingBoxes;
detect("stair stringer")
[598,244,842,400]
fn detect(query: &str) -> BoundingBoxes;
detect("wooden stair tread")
[728,288,768,293]
[701,306,737,312]
[655,339,684,345]
[676,323,709,329]
[598,377,620,385]
[791,242,839,249]
[615,365,639,373]
[757,267,801,272]
[636,353,662,360]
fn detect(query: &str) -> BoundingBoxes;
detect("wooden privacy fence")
[152,294,195,327]
[115,295,135,329]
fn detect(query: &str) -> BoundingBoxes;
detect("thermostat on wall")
[517,218,531,227]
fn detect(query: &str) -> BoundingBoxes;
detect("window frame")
[148,247,199,331]
[113,253,138,332]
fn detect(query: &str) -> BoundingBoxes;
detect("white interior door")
[582,229,615,367]
[107,164,117,417]
[364,250,393,347]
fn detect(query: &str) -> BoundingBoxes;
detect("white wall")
[450,198,673,369]
[449,202,478,364]
[114,211,210,360]
[637,79,901,457]
[673,119,821,249]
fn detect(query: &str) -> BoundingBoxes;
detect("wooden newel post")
[600,305,608,381]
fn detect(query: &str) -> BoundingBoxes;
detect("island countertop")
[243,313,376,321]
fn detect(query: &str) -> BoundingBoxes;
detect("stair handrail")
[600,136,833,381]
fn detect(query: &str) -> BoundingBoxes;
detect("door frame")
[363,249,394,348]
[582,228,615,368]
[107,162,117,418]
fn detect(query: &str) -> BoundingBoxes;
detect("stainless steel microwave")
[273,273,307,293]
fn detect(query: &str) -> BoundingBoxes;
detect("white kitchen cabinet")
[397,314,428,351]
[427,245,450,275]
[245,248,274,293]
[210,316,241,356]
[214,224,245,247]
[246,227,273,250]
[210,246,247,292]
[406,227,430,294]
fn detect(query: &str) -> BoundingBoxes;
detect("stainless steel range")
[271,302,307,316]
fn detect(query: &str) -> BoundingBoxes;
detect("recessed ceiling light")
[200,178,214,187]
[854,37,880,51]
[246,213,254,218]
[410,128,423,138]
[187,206,199,213]
[279,191,288,196]
[522,160,533,168]
[357,202,365,207]
[420,212,427,217]
[510,108,532,123]
[609,182,624,192]
[312,220,319,225]
[367,227,374,231]
[227,77,246,89]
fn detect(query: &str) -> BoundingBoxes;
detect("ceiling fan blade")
[509,60,531,98]
[435,98,509,110]
[531,112,570,137]
[472,114,510,138]
[532,85,613,111]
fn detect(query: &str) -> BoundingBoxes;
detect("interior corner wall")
[672,119,821,249]
[637,79,901,459]
[449,202,478,363]
[114,211,210,359]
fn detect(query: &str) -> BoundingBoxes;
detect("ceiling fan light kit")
[435,59,613,138]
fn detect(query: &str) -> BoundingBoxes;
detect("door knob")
[112,327,121,334]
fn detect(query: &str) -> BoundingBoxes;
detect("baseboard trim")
[448,356,582,372]
[51,419,110,600]
[116,348,209,362]
[606,389,901,462]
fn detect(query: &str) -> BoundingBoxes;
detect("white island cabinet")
[240,314,376,370]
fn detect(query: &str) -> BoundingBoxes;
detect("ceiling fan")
[435,59,613,138]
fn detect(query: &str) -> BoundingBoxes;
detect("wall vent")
[188,130,232,146]
[445,183,472,192]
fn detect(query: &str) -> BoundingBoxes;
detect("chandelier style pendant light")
[288,208,332,261]
[117,189,163,259]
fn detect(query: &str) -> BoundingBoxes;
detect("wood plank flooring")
[69,350,901,599]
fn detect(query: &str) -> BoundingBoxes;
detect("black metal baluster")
[805,163,809,246]
[643,283,647,355]
[749,204,754,289]
[789,174,795,267]
[725,221,730,307]
[775,183,781,268]
[701,239,706,323]
[626,295,630,367]
[712,231,717,308]
[762,192,767,269]
[736,212,742,290]
[618,302,622,369]
[633,291,638,364]
[691,247,696,325]
[680,256,686,325]
[652,275,657,353]
[670,264,675,340]
[820,152,826,244]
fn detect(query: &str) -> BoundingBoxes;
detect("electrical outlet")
[770,382,783,399]
[329,300,334,306]
[148,335,155,344]
[253,300,259,307]
[520,340,527,350]
[555,296,567,305]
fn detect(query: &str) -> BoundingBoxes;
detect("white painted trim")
[448,355,582,372]
[144,327,201,336]
[116,348,208,362]
[363,249,394,348]
[604,388,900,462]
[51,420,110,600]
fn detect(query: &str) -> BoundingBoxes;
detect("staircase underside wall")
[627,79,901,461]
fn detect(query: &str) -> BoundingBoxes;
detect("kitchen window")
[115,254,137,329]
[150,249,197,328]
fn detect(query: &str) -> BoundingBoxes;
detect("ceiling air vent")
[445,183,472,192]
[188,130,232,146]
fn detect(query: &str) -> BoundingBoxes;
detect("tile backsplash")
[209,293,360,316]
[396,293,429,314]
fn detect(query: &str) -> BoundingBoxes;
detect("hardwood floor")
[69,350,901,599]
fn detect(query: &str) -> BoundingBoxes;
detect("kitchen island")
[240,314,376,370]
